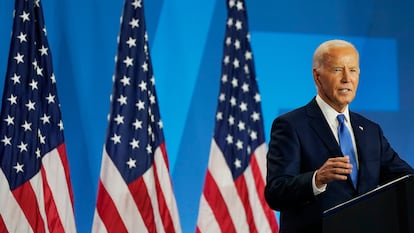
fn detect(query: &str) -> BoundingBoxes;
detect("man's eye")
[333,68,342,72]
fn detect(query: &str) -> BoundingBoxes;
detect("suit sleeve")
[264,116,318,211]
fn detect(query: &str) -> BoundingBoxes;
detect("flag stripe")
[234,176,258,233]
[95,150,147,232]
[13,181,46,233]
[128,175,157,232]
[40,167,64,233]
[204,170,237,233]
[0,170,33,233]
[95,180,128,233]
[152,152,174,232]
[249,147,278,232]
[196,195,222,233]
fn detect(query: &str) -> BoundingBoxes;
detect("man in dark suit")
[264,39,414,233]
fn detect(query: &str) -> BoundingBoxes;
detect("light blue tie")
[337,114,358,188]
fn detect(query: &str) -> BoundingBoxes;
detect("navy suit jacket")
[264,98,414,233]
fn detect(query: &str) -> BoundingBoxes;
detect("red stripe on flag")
[159,143,170,171]
[128,176,156,233]
[40,167,64,233]
[250,154,278,231]
[12,182,46,233]
[95,180,128,233]
[234,175,258,233]
[203,170,237,233]
[57,143,75,209]
[152,151,175,232]
[0,214,6,233]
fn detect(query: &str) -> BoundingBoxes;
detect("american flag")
[0,0,77,232]
[196,0,278,232]
[91,0,181,232]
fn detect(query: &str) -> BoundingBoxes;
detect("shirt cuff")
[312,170,327,195]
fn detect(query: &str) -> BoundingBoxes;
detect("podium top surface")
[323,174,414,216]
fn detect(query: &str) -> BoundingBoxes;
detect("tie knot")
[337,114,345,125]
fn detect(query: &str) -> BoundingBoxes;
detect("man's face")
[313,46,360,112]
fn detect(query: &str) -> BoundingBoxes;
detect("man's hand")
[315,156,353,188]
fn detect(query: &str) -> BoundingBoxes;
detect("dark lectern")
[323,174,414,233]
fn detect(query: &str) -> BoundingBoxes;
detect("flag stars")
[138,80,147,91]
[129,18,139,28]
[129,138,140,149]
[234,158,242,169]
[228,115,235,126]
[221,74,228,83]
[29,79,38,90]
[136,100,145,110]
[58,120,64,131]
[126,37,136,48]
[17,141,28,152]
[241,83,249,92]
[233,58,240,68]
[216,112,223,121]
[126,158,137,169]
[14,162,24,173]
[131,0,142,9]
[4,115,14,125]
[35,148,41,158]
[219,93,226,102]
[21,121,32,131]
[236,1,244,11]
[230,96,237,107]
[40,114,51,124]
[237,121,245,131]
[227,18,234,27]
[234,39,241,50]
[11,73,21,84]
[46,93,55,103]
[117,95,127,105]
[39,45,48,56]
[1,136,11,146]
[239,102,248,112]
[141,61,149,72]
[14,53,24,64]
[254,93,261,103]
[245,50,252,60]
[25,100,36,111]
[226,134,234,144]
[251,111,260,121]
[19,11,30,22]
[250,130,258,140]
[8,94,17,105]
[123,56,133,67]
[111,134,121,144]
[38,130,46,144]
[158,120,163,129]
[114,114,124,125]
[146,144,152,154]
[235,20,242,30]
[231,77,238,88]
[223,55,230,65]
[17,32,27,43]
[132,119,143,130]
[226,37,232,46]
[236,140,243,150]
[120,75,131,86]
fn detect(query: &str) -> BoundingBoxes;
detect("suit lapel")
[306,98,342,157]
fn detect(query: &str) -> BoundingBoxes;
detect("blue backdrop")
[1,0,414,232]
